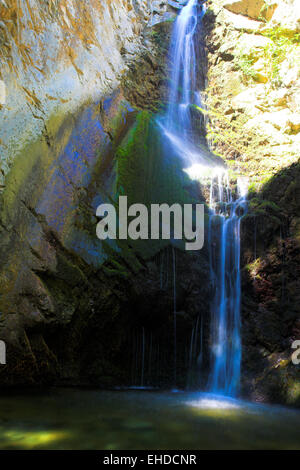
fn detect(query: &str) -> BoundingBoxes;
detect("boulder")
[252,58,269,83]
[231,86,265,116]
[270,0,300,33]
[268,88,290,108]
[237,34,272,59]
[287,114,300,134]
[152,0,167,15]
[223,10,264,32]
[168,0,186,10]
[280,60,300,88]
[224,0,278,21]
[149,11,176,27]
[0,80,5,105]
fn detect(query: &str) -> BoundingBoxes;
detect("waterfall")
[172,246,177,386]
[159,0,210,168]
[208,171,247,396]
[161,0,248,395]
[166,0,199,137]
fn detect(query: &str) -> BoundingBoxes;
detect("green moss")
[114,110,196,259]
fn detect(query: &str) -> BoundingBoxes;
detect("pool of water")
[0,389,299,449]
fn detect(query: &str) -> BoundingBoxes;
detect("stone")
[237,34,272,59]
[219,42,235,60]
[152,1,167,15]
[231,86,265,116]
[149,11,176,27]
[281,63,299,88]
[0,80,5,105]
[264,110,292,131]
[0,0,156,176]
[168,0,185,10]
[221,71,246,97]
[270,0,300,33]
[252,58,268,83]
[224,0,278,21]
[245,114,292,144]
[268,88,289,107]
[287,114,300,134]
[223,10,264,32]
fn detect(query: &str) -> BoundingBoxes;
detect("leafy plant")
[236,55,257,81]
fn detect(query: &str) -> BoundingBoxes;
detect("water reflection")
[0,389,299,450]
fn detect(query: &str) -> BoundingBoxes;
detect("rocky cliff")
[0,0,210,389]
[0,0,171,182]
[203,0,300,406]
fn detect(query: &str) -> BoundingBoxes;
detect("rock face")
[270,0,300,33]
[0,0,169,184]
[0,1,212,389]
[204,0,300,406]
[224,0,278,21]
[241,163,300,406]
[204,0,300,178]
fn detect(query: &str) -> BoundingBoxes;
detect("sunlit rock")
[268,88,289,108]
[0,0,166,178]
[270,0,300,33]
[223,10,264,32]
[231,86,265,116]
[237,34,272,58]
[287,114,300,134]
[0,80,5,105]
[224,0,278,21]
[252,58,269,83]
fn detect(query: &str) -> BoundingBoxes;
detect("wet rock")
[168,0,188,10]
[0,0,166,186]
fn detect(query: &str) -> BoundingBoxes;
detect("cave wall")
[0,0,211,389]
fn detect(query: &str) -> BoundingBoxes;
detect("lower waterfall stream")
[208,171,248,397]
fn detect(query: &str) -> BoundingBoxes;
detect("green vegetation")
[235,27,300,87]
[262,28,300,86]
[196,101,266,170]
[115,110,197,259]
[236,54,257,81]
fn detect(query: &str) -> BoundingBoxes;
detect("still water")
[0,389,299,450]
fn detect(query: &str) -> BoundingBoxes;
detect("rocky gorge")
[0,0,299,409]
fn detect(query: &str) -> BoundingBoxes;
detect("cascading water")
[161,0,248,396]
[166,0,199,137]
[160,0,210,168]
[208,171,247,397]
